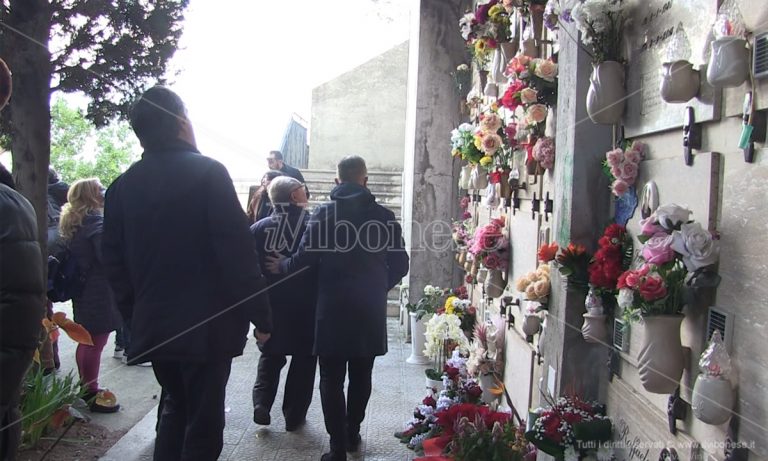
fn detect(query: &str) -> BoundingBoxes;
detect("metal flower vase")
[637,315,685,394]
[586,61,626,125]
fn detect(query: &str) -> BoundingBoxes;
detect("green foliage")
[452,421,527,461]
[20,368,84,449]
[50,97,139,186]
[406,286,447,321]
[425,368,443,380]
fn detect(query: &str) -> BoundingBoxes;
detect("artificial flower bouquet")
[440,289,478,335]
[514,263,551,304]
[467,319,506,378]
[570,0,627,64]
[451,123,485,165]
[408,285,450,322]
[502,53,558,109]
[459,0,513,67]
[468,215,510,272]
[526,395,613,461]
[538,242,591,288]
[439,404,530,461]
[424,313,472,378]
[603,140,645,198]
[588,224,633,295]
[618,204,721,324]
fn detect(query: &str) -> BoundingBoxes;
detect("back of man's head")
[129,86,186,150]
[337,155,367,185]
[268,176,301,205]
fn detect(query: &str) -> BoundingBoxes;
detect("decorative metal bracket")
[531,192,540,220]
[512,189,522,215]
[725,417,750,461]
[502,297,519,330]
[683,106,702,166]
[608,348,621,382]
[543,192,553,222]
[667,386,688,435]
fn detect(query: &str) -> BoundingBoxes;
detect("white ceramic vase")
[581,313,608,344]
[458,164,472,190]
[586,61,626,125]
[522,314,541,336]
[637,315,685,394]
[470,165,488,190]
[406,312,431,365]
[485,269,505,298]
[692,375,734,425]
[706,37,749,88]
[660,60,700,103]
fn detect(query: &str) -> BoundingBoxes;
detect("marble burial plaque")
[624,0,721,137]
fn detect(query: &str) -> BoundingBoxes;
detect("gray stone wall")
[309,41,409,172]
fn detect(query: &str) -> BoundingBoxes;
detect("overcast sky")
[168,0,411,180]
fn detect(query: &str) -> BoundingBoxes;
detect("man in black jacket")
[266,155,409,461]
[266,150,310,199]
[102,86,273,461]
[0,165,45,460]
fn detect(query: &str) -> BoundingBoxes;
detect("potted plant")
[569,0,628,124]
[619,204,721,394]
[525,395,614,460]
[424,313,472,390]
[467,319,506,404]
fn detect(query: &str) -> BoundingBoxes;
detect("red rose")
[445,366,460,379]
[466,384,483,399]
[423,395,437,407]
[624,270,642,289]
[638,275,667,301]
[604,224,626,241]
[617,270,631,289]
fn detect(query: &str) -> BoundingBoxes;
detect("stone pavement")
[101,318,426,461]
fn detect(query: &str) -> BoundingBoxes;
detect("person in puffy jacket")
[0,164,45,460]
[59,178,122,413]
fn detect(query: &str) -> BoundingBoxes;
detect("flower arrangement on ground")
[459,0,513,67]
[514,263,551,304]
[619,204,721,324]
[569,0,627,64]
[467,319,505,378]
[603,140,645,197]
[468,215,510,272]
[526,395,613,460]
[440,404,530,461]
[424,313,472,379]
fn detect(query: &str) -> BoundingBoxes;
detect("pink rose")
[610,164,622,179]
[639,275,667,302]
[641,233,675,265]
[606,148,623,167]
[624,271,641,288]
[624,148,643,164]
[611,179,629,197]
[620,162,638,182]
[480,113,502,133]
[481,133,502,154]
[534,59,558,81]
[639,217,666,237]
[637,264,651,276]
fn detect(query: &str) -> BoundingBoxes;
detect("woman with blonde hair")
[59,178,121,413]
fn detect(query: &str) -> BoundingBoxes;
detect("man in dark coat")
[250,176,318,432]
[102,86,273,461]
[0,165,46,460]
[266,150,310,199]
[266,155,409,461]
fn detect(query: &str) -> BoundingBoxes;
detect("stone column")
[401,0,465,303]
[540,21,614,402]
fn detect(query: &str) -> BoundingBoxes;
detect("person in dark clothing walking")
[246,170,284,225]
[266,151,310,199]
[251,176,318,432]
[59,178,122,413]
[266,155,409,461]
[102,86,273,461]
[0,165,46,461]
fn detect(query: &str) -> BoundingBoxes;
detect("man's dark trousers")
[318,356,376,454]
[252,354,317,425]
[152,360,232,461]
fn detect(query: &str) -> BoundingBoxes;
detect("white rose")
[617,288,634,309]
[654,203,692,230]
[670,222,720,271]
[520,87,538,104]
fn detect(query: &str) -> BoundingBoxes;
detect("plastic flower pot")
[581,313,608,344]
[692,375,734,425]
[637,315,685,394]
[485,269,505,298]
[522,314,541,336]
[586,61,626,125]
[406,312,431,365]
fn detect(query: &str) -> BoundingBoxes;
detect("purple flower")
[560,8,573,22]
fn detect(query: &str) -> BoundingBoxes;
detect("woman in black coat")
[250,176,317,431]
[59,178,121,413]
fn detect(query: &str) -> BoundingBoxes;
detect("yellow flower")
[489,4,505,19]
[480,155,494,167]
[452,148,461,157]
[474,134,484,150]
[445,296,458,314]
[474,39,489,57]
[490,102,499,112]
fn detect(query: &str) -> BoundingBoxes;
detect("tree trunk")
[7,0,52,264]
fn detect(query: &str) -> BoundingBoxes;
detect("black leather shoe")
[320,451,346,461]
[285,418,305,432]
[346,433,362,452]
[252,405,270,425]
